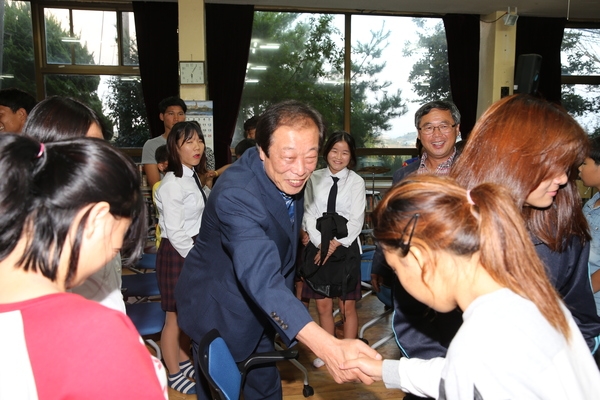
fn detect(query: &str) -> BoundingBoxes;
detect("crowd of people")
[2,86,600,399]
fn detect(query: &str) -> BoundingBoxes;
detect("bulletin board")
[185,100,214,150]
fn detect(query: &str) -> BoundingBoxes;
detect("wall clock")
[179,61,205,85]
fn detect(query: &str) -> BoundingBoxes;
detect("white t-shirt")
[383,288,600,399]
[70,255,125,313]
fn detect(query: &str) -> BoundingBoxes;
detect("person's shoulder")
[393,161,419,183]
[143,135,164,147]
[312,167,329,178]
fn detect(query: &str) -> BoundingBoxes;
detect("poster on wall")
[185,100,214,150]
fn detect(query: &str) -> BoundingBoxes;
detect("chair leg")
[274,342,314,396]
[358,308,393,339]
[145,339,162,361]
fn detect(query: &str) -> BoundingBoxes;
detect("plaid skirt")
[156,238,187,312]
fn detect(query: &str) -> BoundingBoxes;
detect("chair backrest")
[360,250,375,282]
[376,284,393,308]
[198,329,242,400]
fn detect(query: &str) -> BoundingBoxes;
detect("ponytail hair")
[0,134,146,288]
[373,175,570,339]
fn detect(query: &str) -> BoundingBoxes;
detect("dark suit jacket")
[175,148,313,361]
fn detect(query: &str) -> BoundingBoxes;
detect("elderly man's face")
[417,109,459,161]
[259,119,320,195]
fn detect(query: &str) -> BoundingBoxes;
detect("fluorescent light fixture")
[259,44,280,50]
[0,74,14,79]
[245,79,259,83]
[61,37,83,43]
[250,66,268,70]
[503,7,519,26]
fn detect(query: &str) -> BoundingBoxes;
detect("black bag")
[299,240,360,298]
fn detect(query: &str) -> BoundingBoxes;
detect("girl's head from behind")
[322,131,357,173]
[0,134,145,289]
[23,96,105,142]
[373,175,569,338]
[451,94,589,249]
[166,121,206,177]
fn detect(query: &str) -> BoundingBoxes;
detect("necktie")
[283,194,295,224]
[193,172,208,205]
[327,177,339,213]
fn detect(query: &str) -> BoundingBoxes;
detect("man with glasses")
[398,100,461,178]
[370,101,462,384]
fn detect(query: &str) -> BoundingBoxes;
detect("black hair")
[0,87,37,114]
[589,136,600,165]
[23,96,104,142]
[158,96,187,114]
[322,131,357,170]
[243,116,259,137]
[235,138,256,158]
[166,121,206,177]
[0,134,146,288]
[414,100,461,129]
[155,145,168,164]
[255,100,325,157]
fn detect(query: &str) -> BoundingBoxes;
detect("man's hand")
[296,322,382,384]
[370,273,384,293]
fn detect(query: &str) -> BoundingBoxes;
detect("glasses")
[398,213,419,257]
[418,123,457,136]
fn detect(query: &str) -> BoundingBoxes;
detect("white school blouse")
[155,165,209,258]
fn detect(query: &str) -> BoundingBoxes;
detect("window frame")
[31,1,140,100]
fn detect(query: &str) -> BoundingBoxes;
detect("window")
[0,1,148,147]
[561,26,600,136]
[237,11,450,174]
[1,1,36,95]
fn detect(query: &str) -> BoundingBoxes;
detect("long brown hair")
[373,175,570,339]
[451,94,589,251]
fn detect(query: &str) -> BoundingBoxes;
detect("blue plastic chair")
[126,302,165,359]
[121,272,160,302]
[197,329,299,400]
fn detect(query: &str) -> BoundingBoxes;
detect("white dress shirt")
[155,165,209,258]
[303,167,365,249]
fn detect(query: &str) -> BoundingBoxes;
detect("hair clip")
[398,213,419,257]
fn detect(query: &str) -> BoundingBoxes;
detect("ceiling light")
[503,7,519,26]
[259,44,280,50]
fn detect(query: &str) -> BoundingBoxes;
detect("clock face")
[180,62,205,85]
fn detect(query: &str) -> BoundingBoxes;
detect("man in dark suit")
[371,100,462,360]
[176,100,381,400]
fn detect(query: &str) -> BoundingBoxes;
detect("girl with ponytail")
[0,134,167,399]
[341,175,600,398]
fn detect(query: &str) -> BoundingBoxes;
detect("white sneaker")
[313,357,325,368]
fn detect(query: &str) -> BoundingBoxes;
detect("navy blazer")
[175,148,313,361]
